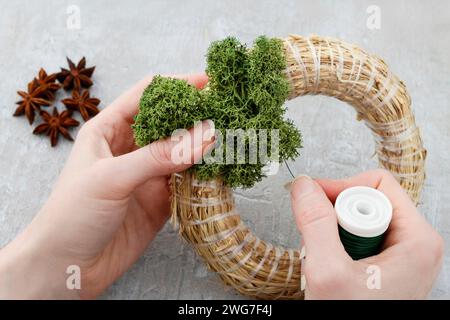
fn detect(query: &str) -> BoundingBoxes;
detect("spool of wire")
[335,186,393,260]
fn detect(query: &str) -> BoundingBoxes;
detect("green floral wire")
[338,226,385,260]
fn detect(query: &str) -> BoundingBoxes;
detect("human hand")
[290,169,443,299]
[0,73,214,299]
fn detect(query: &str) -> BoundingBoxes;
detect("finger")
[94,119,215,196]
[315,170,385,203]
[291,176,349,264]
[102,73,208,124]
[316,169,415,214]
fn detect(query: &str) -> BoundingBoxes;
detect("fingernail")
[299,244,306,292]
[300,246,306,259]
[300,274,307,291]
[202,119,215,143]
[291,175,317,200]
[188,120,215,165]
[284,174,311,192]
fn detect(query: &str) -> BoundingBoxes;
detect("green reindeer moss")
[132,36,302,188]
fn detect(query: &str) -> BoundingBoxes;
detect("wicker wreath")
[169,34,426,299]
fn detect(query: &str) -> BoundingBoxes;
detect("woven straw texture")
[170,34,426,299]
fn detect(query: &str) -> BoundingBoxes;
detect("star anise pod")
[57,57,95,91]
[33,108,79,147]
[61,90,101,121]
[13,79,51,124]
[34,68,60,100]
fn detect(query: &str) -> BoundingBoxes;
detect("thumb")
[290,176,348,263]
[97,120,215,195]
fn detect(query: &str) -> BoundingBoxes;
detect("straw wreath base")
[170,34,426,300]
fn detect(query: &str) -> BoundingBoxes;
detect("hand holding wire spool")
[290,170,442,299]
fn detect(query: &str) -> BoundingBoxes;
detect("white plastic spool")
[335,186,393,238]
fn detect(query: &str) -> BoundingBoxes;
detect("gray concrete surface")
[0,0,449,299]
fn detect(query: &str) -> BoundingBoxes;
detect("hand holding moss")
[0,73,214,299]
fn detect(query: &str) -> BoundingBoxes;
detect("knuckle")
[149,140,173,167]
[77,119,96,138]
[411,231,444,271]
[429,232,444,265]
[86,160,110,183]
[296,195,333,228]
[87,159,129,195]
[76,122,90,137]
[374,168,394,180]
[306,261,348,292]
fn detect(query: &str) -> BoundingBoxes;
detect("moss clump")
[132,36,302,188]
[133,76,206,147]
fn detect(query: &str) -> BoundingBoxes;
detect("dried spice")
[14,57,100,147]
[33,108,80,147]
[62,90,100,121]
[57,57,95,91]
[13,79,51,124]
[35,68,60,100]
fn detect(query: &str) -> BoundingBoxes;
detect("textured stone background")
[0,0,449,299]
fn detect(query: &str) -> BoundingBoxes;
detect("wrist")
[0,222,80,299]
